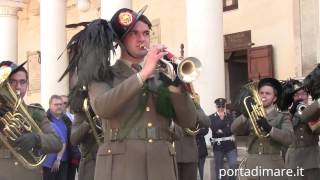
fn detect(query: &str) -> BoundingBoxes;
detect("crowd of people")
[0,5,320,180]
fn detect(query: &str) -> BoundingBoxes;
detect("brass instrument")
[243,81,269,138]
[82,91,103,146]
[296,103,306,115]
[139,45,202,83]
[0,67,46,170]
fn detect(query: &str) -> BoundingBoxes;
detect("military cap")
[214,98,226,107]
[0,60,27,74]
[110,5,152,40]
[258,77,282,97]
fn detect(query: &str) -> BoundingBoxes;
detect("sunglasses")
[217,105,225,108]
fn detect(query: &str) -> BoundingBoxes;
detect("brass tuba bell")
[0,67,46,169]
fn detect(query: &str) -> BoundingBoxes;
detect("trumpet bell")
[177,57,202,83]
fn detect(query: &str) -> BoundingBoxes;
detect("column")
[40,0,68,109]
[100,0,131,20]
[186,0,224,115]
[100,0,131,64]
[0,6,19,62]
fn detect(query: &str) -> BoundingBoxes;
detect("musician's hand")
[51,159,61,172]
[159,73,182,87]
[140,45,168,81]
[15,132,40,151]
[256,117,272,133]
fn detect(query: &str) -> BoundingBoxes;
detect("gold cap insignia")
[118,11,133,26]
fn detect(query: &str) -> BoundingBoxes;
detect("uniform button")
[146,107,150,111]
[147,122,152,127]
[148,139,153,143]
[259,143,263,146]
[300,136,303,139]
[258,152,262,155]
[107,149,111,153]
[14,161,18,166]
[300,128,303,131]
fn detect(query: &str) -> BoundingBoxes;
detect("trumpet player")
[0,61,62,180]
[60,5,197,180]
[231,78,294,180]
[281,79,320,180]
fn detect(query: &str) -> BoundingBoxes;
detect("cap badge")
[118,11,133,26]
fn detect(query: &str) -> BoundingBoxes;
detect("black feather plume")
[68,82,87,113]
[303,64,320,100]
[58,19,118,84]
[278,79,295,111]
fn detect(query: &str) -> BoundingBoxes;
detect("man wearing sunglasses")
[209,98,237,180]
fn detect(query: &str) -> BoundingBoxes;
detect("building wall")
[223,0,299,80]
[133,0,187,56]
[17,0,100,104]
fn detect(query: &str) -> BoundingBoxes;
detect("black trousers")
[43,161,68,180]
[67,163,79,180]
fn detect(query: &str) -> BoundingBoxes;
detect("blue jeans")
[213,149,237,180]
[198,157,206,180]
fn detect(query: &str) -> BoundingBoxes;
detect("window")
[223,0,238,12]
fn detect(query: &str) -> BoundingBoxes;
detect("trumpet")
[296,103,306,115]
[139,44,202,83]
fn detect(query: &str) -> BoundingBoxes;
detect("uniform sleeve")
[170,90,197,128]
[88,75,142,119]
[38,119,62,153]
[70,112,90,146]
[196,107,210,128]
[269,113,294,146]
[231,114,250,135]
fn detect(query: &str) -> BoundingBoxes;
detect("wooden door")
[247,45,273,80]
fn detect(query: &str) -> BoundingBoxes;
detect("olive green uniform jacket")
[231,107,294,180]
[174,108,210,180]
[88,60,197,180]
[285,112,320,180]
[70,111,99,180]
[0,105,62,180]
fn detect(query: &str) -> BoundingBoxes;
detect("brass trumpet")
[0,67,46,169]
[243,81,269,138]
[139,45,202,83]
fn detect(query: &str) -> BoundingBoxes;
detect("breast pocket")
[95,142,126,180]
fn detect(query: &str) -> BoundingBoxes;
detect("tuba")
[82,86,103,146]
[0,67,46,169]
[242,81,269,138]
